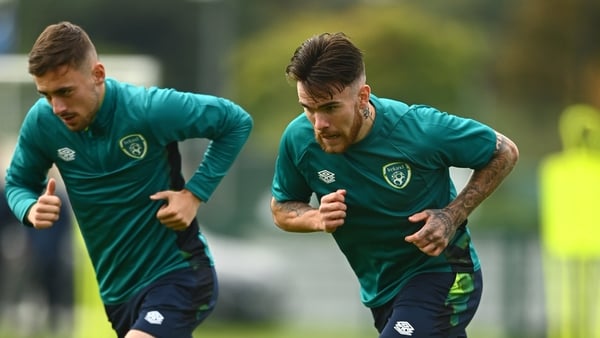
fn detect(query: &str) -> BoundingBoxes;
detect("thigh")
[376,271,482,338]
[106,265,218,338]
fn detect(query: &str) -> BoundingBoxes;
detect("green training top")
[5,78,253,304]
[272,95,495,308]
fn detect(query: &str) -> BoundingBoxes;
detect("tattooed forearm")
[276,200,314,217]
[447,132,519,225]
[270,197,321,232]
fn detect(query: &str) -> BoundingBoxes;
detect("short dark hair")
[285,32,365,100]
[28,21,96,76]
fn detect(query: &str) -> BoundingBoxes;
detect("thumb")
[408,210,428,223]
[150,190,171,201]
[45,178,56,196]
[405,212,427,243]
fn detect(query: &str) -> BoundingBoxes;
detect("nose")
[51,97,68,114]
[313,113,330,130]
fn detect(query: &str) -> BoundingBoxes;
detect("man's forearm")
[445,132,520,226]
[270,198,322,233]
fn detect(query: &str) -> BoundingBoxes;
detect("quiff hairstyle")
[285,32,365,100]
[28,21,97,77]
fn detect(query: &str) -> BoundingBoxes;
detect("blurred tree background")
[2,0,600,337]
[9,0,598,236]
[0,0,579,264]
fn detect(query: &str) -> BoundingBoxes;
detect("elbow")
[496,132,520,171]
[271,212,296,233]
[269,207,283,229]
[270,198,289,231]
[507,137,520,169]
[271,214,287,232]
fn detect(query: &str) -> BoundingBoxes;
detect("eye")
[302,106,315,115]
[38,93,52,104]
[324,105,336,112]
[57,88,73,96]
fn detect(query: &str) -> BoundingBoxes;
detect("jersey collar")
[87,78,116,137]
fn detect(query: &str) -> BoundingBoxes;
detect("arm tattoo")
[434,209,455,238]
[276,200,314,217]
[449,132,518,223]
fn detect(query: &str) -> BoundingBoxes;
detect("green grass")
[0,322,541,338]
[195,322,374,338]
[0,322,374,338]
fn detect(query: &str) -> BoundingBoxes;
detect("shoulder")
[107,78,191,107]
[371,95,411,115]
[107,78,152,104]
[397,104,485,134]
[277,113,315,156]
[371,95,417,129]
[107,78,184,120]
[26,98,53,119]
[22,98,62,129]
[372,94,471,130]
[280,114,313,143]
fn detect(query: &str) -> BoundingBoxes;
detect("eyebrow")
[37,86,73,96]
[299,100,340,111]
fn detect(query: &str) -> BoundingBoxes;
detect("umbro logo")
[57,147,76,162]
[394,321,415,336]
[144,310,164,325]
[317,169,335,184]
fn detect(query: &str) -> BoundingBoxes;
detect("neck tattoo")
[362,106,371,120]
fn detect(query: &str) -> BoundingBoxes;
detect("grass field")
[0,322,373,338]
[196,322,374,338]
[0,322,536,338]
[194,323,527,338]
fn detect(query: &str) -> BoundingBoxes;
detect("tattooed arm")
[405,131,520,256]
[270,189,348,233]
[444,132,519,225]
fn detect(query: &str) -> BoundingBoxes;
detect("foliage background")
[1,0,599,337]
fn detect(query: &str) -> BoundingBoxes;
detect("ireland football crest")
[382,162,411,189]
[119,134,147,159]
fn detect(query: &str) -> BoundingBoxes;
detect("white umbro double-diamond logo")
[144,311,164,325]
[394,321,415,336]
[57,147,76,162]
[317,170,335,184]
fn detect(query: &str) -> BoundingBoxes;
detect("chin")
[64,124,85,132]
[319,143,347,154]
[317,135,350,153]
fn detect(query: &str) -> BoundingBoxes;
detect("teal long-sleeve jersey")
[5,78,253,304]
[272,95,495,308]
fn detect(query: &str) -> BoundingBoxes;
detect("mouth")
[59,114,77,126]
[319,136,339,146]
[319,133,339,140]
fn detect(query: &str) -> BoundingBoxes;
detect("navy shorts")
[104,264,218,338]
[371,270,482,338]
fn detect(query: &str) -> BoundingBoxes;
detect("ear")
[92,62,106,84]
[359,84,371,106]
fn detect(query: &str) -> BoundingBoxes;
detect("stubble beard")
[69,84,102,132]
[316,105,363,154]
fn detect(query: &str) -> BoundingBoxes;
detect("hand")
[318,189,347,233]
[404,209,457,256]
[27,178,62,229]
[150,189,201,231]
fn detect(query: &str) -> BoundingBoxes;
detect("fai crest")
[382,162,411,189]
[119,134,147,159]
